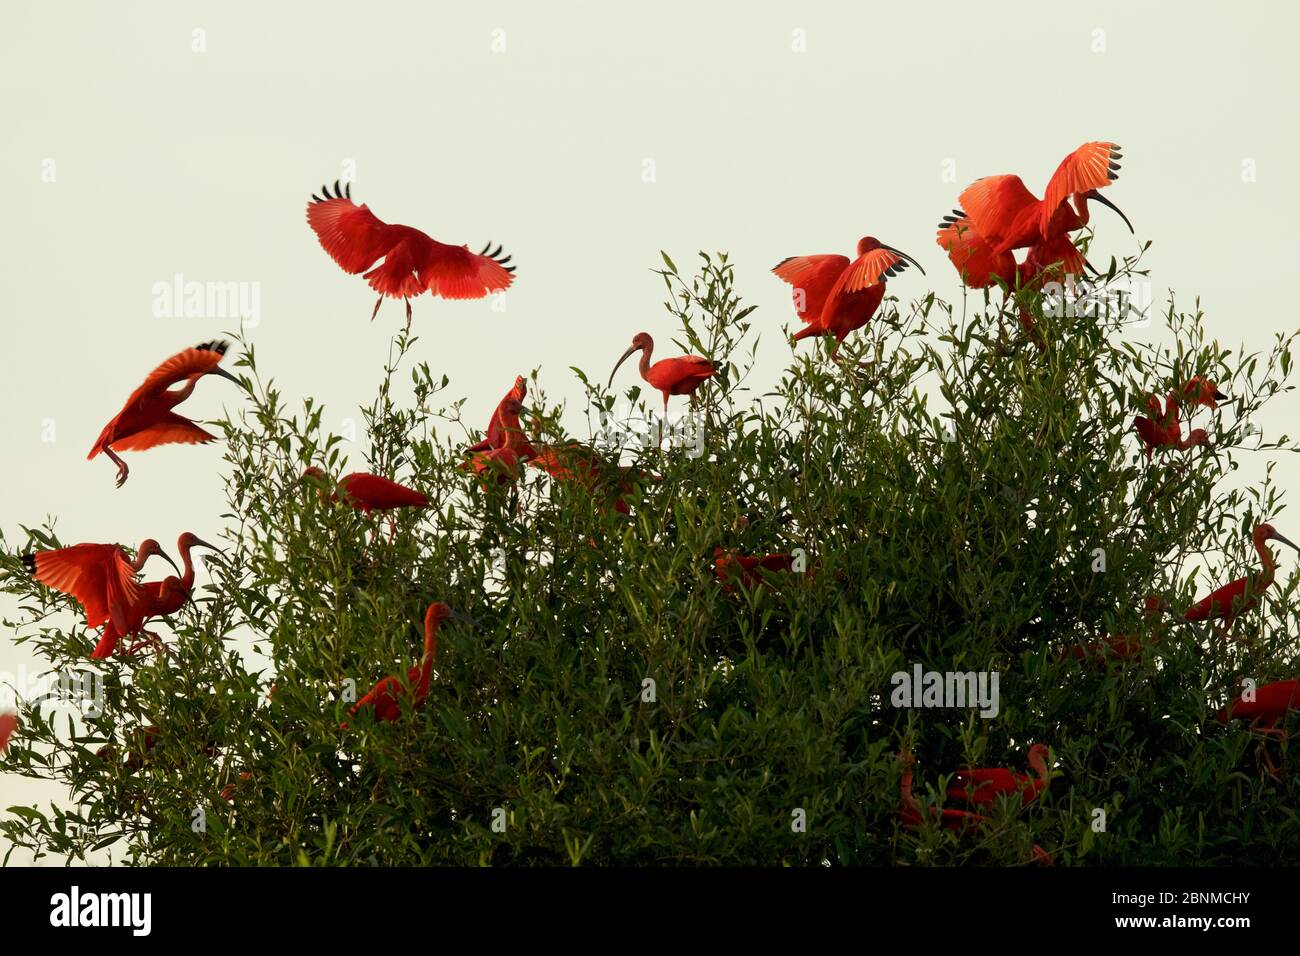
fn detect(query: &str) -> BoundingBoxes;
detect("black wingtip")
[195,340,231,356]
[344,181,352,200]
[20,553,35,574]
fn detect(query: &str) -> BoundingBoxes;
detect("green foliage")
[3,249,1299,865]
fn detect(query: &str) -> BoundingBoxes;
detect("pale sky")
[2,0,1297,864]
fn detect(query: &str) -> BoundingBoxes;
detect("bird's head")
[1256,523,1300,553]
[510,376,528,400]
[608,333,654,388]
[178,532,223,559]
[137,538,181,577]
[1080,189,1134,234]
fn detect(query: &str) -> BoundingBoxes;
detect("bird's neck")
[180,546,198,590]
[638,346,653,380]
[1253,540,1277,591]
[166,377,200,407]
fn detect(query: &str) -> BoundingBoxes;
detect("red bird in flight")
[23,540,178,655]
[89,341,241,487]
[941,141,1132,257]
[773,237,924,359]
[306,180,516,326]
[91,532,221,659]
[608,332,716,411]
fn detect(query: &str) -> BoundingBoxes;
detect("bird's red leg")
[124,630,166,658]
[105,448,130,488]
[370,296,384,322]
[404,298,413,330]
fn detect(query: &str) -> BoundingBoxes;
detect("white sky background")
[2,0,1297,864]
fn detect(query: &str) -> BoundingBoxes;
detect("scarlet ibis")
[0,712,16,755]
[1174,377,1227,410]
[935,216,1017,289]
[303,467,429,514]
[528,442,654,515]
[306,180,515,327]
[88,341,242,487]
[944,141,1132,256]
[91,532,221,659]
[1062,595,1168,661]
[1184,523,1299,626]
[947,744,1051,808]
[608,332,716,410]
[897,750,989,833]
[713,548,795,594]
[465,376,528,454]
[461,442,533,488]
[773,237,924,359]
[23,540,178,642]
[1134,379,1224,459]
[344,601,464,726]
[461,398,535,486]
[1218,680,1300,777]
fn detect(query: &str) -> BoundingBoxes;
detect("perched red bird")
[773,237,924,359]
[1218,679,1300,777]
[88,341,241,487]
[91,532,221,659]
[1062,595,1168,662]
[529,442,655,515]
[306,180,515,326]
[1184,523,1298,626]
[1134,379,1224,458]
[23,541,178,651]
[344,601,460,726]
[461,442,533,488]
[947,744,1051,808]
[465,376,528,454]
[897,750,989,833]
[608,332,716,411]
[898,751,1051,863]
[0,712,17,756]
[713,548,796,594]
[304,467,430,543]
[461,395,535,487]
[303,467,429,515]
[943,142,1132,257]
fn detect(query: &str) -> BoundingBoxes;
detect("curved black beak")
[449,608,480,629]
[608,343,641,390]
[157,550,182,577]
[1085,190,1134,234]
[1271,532,1300,553]
[1213,389,1228,403]
[191,536,224,555]
[881,245,927,275]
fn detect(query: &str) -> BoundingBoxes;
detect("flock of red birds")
[4,145,1298,857]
